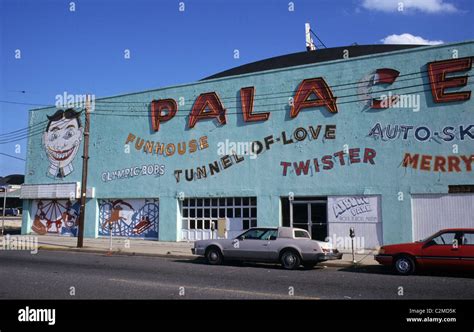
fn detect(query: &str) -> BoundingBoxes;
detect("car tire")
[205,247,223,265]
[393,255,415,275]
[280,250,301,270]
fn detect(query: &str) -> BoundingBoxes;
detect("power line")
[0,152,26,161]
[89,86,453,118]
[92,79,474,112]
[0,66,462,110]
[1,74,472,142]
[1,78,472,144]
[0,120,49,138]
[310,29,327,48]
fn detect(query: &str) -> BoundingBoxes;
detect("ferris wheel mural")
[98,199,159,239]
[31,199,80,237]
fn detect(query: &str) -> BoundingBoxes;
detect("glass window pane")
[190,209,196,218]
[197,199,203,207]
[219,198,226,206]
[182,219,188,229]
[227,208,234,218]
[204,220,210,229]
[197,209,203,218]
[251,220,257,228]
[190,199,195,207]
[204,209,210,218]
[219,208,225,218]
[183,199,189,207]
[243,197,250,206]
[250,197,256,206]
[432,232,456,245]
[204,199,210,206]
[211,198,218,206]
[251,208,257,218]
[190,220,196,229]
[235,208,241,218]
[197,220,203,229]
[183,209,188,217]
[243,220,249,229]
[243,208,249,218]
[235,197,241,206]
[212,209,218,218]
[462,233,474,245]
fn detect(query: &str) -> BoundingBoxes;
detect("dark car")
[1,208,20,216]
[375,228,474,275]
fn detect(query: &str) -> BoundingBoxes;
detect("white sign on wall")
[328,196,380,223]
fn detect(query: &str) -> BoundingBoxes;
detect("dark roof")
[0,174,24,186]
[202,44,423,80]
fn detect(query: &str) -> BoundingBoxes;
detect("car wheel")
[394,255,415,275]
[280,250,301,270]
[205,247,223,265]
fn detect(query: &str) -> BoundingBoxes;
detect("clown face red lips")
[47,146,75,161]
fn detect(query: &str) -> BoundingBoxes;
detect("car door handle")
[262,243,269,246]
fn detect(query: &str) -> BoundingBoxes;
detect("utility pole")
[1,185,6,236]
[305,23,316,51]
[77,95,91,248]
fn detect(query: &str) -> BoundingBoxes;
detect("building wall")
[22,41,474,244]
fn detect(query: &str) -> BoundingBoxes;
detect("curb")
[37,245,196,260]
[37,246,378,267]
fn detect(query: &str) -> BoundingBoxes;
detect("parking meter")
[349,227,356,263]
[350,227,355,238]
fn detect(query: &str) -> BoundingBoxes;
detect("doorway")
[281,197,328,241]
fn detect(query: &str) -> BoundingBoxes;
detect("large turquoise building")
[21,41,474,250]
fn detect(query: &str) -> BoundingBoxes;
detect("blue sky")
[1,0,473,175]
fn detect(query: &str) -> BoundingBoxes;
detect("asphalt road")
[0,250,473,299]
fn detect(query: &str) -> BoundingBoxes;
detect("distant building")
[0,174,24,211]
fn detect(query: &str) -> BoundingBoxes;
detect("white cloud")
[362,0,459,13]
[381,33,444,45]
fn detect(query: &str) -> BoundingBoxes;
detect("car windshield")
[419,231,443,242]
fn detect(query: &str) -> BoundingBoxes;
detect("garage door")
[412,194,474,241]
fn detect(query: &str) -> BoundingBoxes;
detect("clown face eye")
[49,132,59,141]
[64,128,75,139]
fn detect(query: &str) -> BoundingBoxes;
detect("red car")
[375,228,474,275]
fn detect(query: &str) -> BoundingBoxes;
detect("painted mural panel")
[43,109,83,178]
[31,200,80,236]
[98,199,159,239]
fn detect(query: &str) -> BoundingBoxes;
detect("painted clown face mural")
[43,109,83,178]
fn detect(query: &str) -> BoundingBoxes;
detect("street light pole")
[77,95,91,248]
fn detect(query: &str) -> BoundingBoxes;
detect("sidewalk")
[1,234,378,267]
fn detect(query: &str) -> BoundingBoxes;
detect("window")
[294,230,310,239]
[462,232,474,245]
[240,229,266,240]
[240,229,277,240]
[431,232,456,245]
[261,229,278,240]
[181,197,257,231]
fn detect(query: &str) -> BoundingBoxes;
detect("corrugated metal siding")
[412,194,474,241]
[328,223,382,250]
